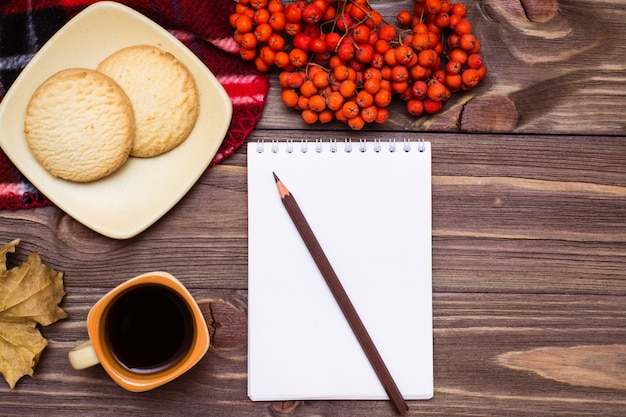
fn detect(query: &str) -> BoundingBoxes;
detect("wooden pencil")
[273,172,409,416]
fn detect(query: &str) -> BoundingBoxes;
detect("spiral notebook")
[247,138,433,401]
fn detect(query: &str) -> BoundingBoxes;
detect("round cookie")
[24,68,134,182]
[97,45,199,158]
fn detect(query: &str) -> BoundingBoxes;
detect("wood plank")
[257,0,626,135]
[0,133,623,296]
[3,291,625,416]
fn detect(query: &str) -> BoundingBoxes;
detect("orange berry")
[308,94,327,112]
[384,48,398,66]
[250,0,268,10]
[240,32,258,49]
[327,91,345,111]
[346,67,358,81]
[334,108,348,123]
[278,71,291,88]
[235,3,253,16]
[312,71,330,88]
[333,64,349,81]
[287,71,305,88]
[300,80,318,97]
[254,23,273,42]
[360,105,378,123]
[418,49,437,69]
[448,48,468,65]
[339,79,357,98]
[235,14,253,33]
[407,99,424,116]
[395,45,414,65]
[425,0,442,14]
[397,10,412,26]
[342,100,360,118]
[254,8,270,24]
[391,80,409,94]
[390,65,409,83]
[375,106,389,123]
[259,46,276,65]
[374,88,392,107]
[239,47,257,61]
[461,68,480,88]
[454,18,472,35]
[274,51,290,68]
[459,33,477,51]
[289,48,308,67]
[363,77,381,94]
[281,89,299,107]
[467,53,483,69]
[445,73,462,90]
[476,65,487,80]
[229,13,241,28]
[451,3,467,17]
[318,109,334,123]
[356,90,374,108]
[301,109,319,124]
[427,80,449,102]
[268,32,285,51]
[410,32,430,52]
[269,12,286,31]
[379,24,397,42]
[348,115,365,130]
[374,39,391,55]
[296,95,309,110]
[268,0,285,14]
[254,57,271,72]
[424,98,443,114]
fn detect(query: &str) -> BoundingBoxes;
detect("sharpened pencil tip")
[274,173,290,199]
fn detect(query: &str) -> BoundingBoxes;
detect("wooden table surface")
[1,1,625,416]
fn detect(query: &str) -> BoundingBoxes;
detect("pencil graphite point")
[273,172,290,199]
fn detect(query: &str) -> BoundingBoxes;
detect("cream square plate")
[0,1,232,239]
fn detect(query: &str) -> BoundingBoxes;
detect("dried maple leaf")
[0,239,67,389]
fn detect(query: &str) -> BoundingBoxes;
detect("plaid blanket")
[0,0,269,209]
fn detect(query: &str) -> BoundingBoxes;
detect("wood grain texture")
[498,345,626,390]
[1,0,626,416]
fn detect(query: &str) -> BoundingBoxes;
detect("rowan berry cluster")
[230,0,487,130]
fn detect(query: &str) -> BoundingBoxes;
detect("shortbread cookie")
[97,45,199,158]
[24,68,134,182]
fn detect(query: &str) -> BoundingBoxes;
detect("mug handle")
[68,341,101,370]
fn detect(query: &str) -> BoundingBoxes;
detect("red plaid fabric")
[0,0,269,209]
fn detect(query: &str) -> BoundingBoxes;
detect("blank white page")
[247,139,433,401]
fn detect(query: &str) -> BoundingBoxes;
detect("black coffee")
[105,284,194,373]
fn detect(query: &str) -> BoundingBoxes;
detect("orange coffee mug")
[68,271,210,392]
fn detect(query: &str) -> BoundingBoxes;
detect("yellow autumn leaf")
[0,239,67,389]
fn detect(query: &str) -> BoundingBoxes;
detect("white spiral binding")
[315,138,323,153]
[374,138,382,153]
[345,138,353,153]
[359,139,367,153]
[403,138,411,152]
[418,138,426,152]
[256,138,426,153]
[330,138,338,152]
